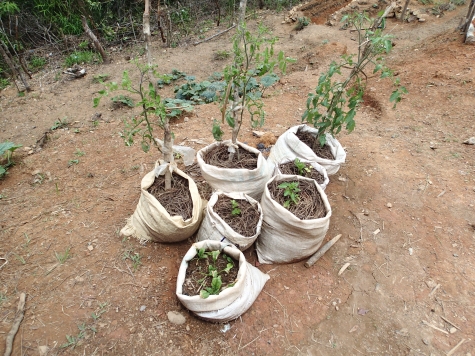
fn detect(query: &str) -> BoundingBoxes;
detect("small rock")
[387,203,393,208]
[252,130,266,137]
[23,147,31,152]
[31,169,42,176]
[335,306,339,311]
[184,117,189,122]
[257,143,266,150]
[140,305,146,312]
[422,338,429,345]
[220,323,231,333]
[425,280,437,288]
[453,253,459,257]
[38,346,49,356]
[463,137,475,145]
[167,311,186,325]
[87,245,94,251]
[409,248,414,255]
[396,328,409,337]
[449,327,456,334]
[186,325,190,331]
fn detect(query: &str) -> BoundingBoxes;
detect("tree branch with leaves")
[303,11,407,147]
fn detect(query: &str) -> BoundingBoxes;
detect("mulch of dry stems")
[182,252,239,296]
[213,195,261,237]
[184,162,213,201]
[202,143,258,170]
[278,161,325,184]
[147,173,193,220]
[295,129,335,160]
[268,179,327,220]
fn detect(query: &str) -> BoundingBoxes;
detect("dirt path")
[0,5,474,356]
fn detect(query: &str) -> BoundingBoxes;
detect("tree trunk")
[156,0,167,43]
[143,0,153,68]
[81,16,109,64]
[238,0,247,27]
[163,119,173,190]
[400,0,410,22]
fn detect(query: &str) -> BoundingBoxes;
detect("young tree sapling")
[302,11,407,149]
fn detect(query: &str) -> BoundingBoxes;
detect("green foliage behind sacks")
[64,51,100,67]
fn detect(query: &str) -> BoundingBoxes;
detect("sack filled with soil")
[274,157,329,190]
[120,164,203,243]
[176,240,270,322]
[268,124,346,175]
[196,191,263,251]
[256,174,332,264]
[197,140,272,200]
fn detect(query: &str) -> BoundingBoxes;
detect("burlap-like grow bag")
[268,124,346,175]
[120,167,203,243]
[196,191,263,251]
[176,240,270,322]
[256,174,332,264]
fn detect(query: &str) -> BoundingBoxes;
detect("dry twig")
[4,293,26,356]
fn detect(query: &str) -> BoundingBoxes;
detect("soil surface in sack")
[202,143,258,169]
[268,179,327,219]
[147,173,193,220]
[182,250,239,297]
[2,4,475,356]
[184,163,213,201]
[278,161,325,184]
[214,195,261,237]
[296,129,335,160]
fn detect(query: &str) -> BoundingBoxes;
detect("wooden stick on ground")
[193,25,236,46]
[4,293,26,356]
[447,339,467,356]
[305,234,342,268]
[422,320,448,335]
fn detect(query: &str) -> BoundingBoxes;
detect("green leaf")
[200,290,210,299]
[210,250,220,262]
[260,73,279,88]
[211,275,222,292]
[225,114,235,128]
[93,97,100,107]
[212,120,223,141]
[0,142,22,156]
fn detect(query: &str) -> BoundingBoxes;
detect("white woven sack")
[196,192,263,251]
[197,140,272,199]
[273,158,330,191]
[466,15,475,44]
[176,240,270,322]
[268,124,346,175]
[120,167,203,243]
[256,174,332,264]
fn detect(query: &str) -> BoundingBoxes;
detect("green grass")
[55,247,71,264]
[0,77,10,90]
[64,51,100,67]
[29,56,47,71]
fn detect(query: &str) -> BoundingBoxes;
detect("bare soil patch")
[0,6,474,356]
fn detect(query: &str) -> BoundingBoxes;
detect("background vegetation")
[0,0,300,84]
